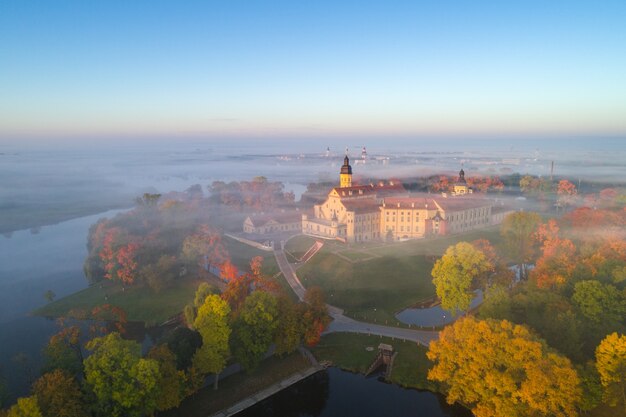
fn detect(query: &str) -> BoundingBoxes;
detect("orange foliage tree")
[557,179,578,208]
[531,220,578,288]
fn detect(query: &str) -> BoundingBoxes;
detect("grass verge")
[162,352,311,417]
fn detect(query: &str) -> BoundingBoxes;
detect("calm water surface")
[236,367,471,417]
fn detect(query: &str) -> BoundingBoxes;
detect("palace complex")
[245,155,511,243]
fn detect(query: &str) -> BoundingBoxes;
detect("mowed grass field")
[293,227,503,323]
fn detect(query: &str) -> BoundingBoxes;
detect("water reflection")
[396,291,483,327]
[236,367,471,417]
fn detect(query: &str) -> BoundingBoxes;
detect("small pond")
[395,291,483,327]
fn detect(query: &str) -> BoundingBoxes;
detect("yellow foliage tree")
[595,332,626,411]
[427,317,581,417]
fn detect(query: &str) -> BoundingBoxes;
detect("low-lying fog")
[1,137,624,235]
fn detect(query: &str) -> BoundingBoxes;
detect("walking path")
[273,246,440,347]
[210,347,323,417]
[209,366,321,417]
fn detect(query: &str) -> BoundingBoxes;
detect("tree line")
[426,186,626,416]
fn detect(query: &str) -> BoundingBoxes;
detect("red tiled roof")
[331,181,407,198]
[342,200,381,214]
[248,211,302,227]
[382,195,493,212]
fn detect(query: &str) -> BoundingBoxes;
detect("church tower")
[453,168,470,195]
[340,155,352,188]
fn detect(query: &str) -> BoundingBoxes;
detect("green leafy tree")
[573,280,625,326]
[184,283,218,326]
[500,211,541,280]
[231,291,278,372]
[191,294,231,389]
[431,242,491,313]
[274,295,303,355]
[84,332,160,417]
[32,370,88,417]
[427,317,582,417]
[480,284,584,361]
[147,345,183,411]
[595,332,626,411]
[577,362,604,412]
[7,396,42,417]
[140,255,179,293]
[164,327,203,370]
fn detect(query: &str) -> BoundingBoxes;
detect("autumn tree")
[230,291,278,371]
[427,317,582,417]
[6,396,42,417]
[32,370,88,417]
[184,282,219,326]
[140,254,179,292]
[221,273,254,315]
[471,239,514,288]
[42,326,83,377]
[84,332,160,417]
[557,179,578,209]
[301,287,331,346]
[147,345,183,411]
[98,228,141,285]
[274,295,304,355]
[595,332,626,411]
[180,225,229,273]
[500,211,541,280]
[431,242,491,313]
[191,294,231,389]
[519,175,551,200]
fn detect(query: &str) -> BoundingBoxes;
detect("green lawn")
[312,332,436,391]
[296,228,504,324]
[223,235,279,275]
[298,249,436,321]
[366,227,503,258]
[284,235,317,260]
[34,279,204,325]
[336,249,375,261]
[163,352,311,417]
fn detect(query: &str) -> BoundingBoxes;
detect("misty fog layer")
[2,138,624,235]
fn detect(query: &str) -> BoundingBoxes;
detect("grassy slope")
[162,353,311,417]
[34,279,204,325]
[284,235,317,260]
[296,227,502,323]
[223,235,279,276]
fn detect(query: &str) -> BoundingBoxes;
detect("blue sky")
[1,1,625,141]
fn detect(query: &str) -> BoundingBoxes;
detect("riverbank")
[162,352,312,417]
[312,332,438,392]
